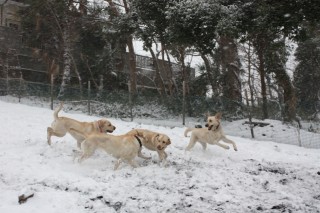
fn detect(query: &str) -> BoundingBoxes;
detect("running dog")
[47,102,116,148]
[184,112,237,151]
[126,129,171,163]
[70,129,144,170]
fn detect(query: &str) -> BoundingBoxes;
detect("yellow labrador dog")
[47,103,116,148]
[70,129,144,170]
[126,129,171,163]
[184,112,237,151]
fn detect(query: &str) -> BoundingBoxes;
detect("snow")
[0,100,320,212]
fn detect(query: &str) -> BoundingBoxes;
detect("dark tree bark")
[253,35,269,119]
[148,47,166,97]
[218,36,242,111]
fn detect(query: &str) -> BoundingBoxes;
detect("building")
[0,0,25,30]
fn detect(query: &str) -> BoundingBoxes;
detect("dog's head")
[153,134,171,151]
[98,119,116,133]
[205,112,221,131]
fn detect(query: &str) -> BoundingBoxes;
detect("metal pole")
[182,80,186,125]
[88,81,91,115]
[128,80,133,121]
[245,89,254,138]
[18,72,22,103]
[50,74,54,110]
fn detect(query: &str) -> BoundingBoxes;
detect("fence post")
[87,81,91,115]
[50,74,54,110]
[6,59,9,95]
[182,80,186,125]
[245,89,255,138]
[18,72,22,103]
[128,80,133,121]
[296,123,302,147]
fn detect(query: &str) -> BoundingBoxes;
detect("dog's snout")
[205,123,208,127]
[113,126,116,130]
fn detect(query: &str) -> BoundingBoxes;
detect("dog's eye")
[209,119,212,122]
[163,141,165,144]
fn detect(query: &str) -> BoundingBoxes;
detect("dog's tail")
[53,102,64,120]
[69,128,88,139]
[184,128,194,137]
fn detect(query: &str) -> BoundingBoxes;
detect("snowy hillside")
[0,100,319,213]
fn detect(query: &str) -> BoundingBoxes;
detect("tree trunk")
[246,41,255,107]
[177,47,193,116]
[58,23,72,99]
[200,53,215,96]
[257,48,268,119]
[126,35,137,94]
[149,47,166,97]
[218,36,242,111]
[164,46,178,95]
[105,0,137,94]
[271,66,296,122]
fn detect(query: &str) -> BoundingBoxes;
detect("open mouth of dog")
[107,130,114,133]
[205,123,213,130]
[157,146,165,150]
[206,124,219,131]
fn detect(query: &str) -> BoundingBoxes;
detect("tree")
[294,25,320,117]
[265,39,296,121]
[21,0,85,97]
[105,0,138,94]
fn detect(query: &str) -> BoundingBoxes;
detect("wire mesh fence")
[0,78,319,149]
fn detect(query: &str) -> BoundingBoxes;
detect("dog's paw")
[160,160,169,168]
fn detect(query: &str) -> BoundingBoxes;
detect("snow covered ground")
[0,100,319,213]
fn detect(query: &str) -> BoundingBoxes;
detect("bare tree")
[105,0,137,94]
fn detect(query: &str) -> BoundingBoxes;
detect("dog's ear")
[153,134,160,142]
[98,119,105,127]
[166,139,171,145]
[215,112,222,120]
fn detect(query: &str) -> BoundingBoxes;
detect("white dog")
[184,112,237,151]
[47,102,116,148]
[126,129,171,163]
[70,129,144,170]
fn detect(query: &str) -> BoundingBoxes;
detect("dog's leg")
[199,142,207,151]
[78,141,95,163]
[78,153,89,163]
[157,150,165,162]
[185,135,197,151]
[78,149,95,163]
[160,151,169,167]
[47,127,66,145]
[163,151,168,160]
[127,159,139,169]
[215,142,230,150]
[138,148,151,160]
[221,137,238,151]
[47,127,52,145]
[76,139,86,149]
[114,159,122,170]
[72,149,82,163]
[156,150,169,167]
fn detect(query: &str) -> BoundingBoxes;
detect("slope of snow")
[0,100,319,212]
